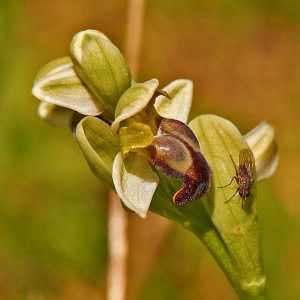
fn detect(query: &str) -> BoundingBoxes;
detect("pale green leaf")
[112,152,159,218]
[32,56,103,115]
[244,122,279,181]
[189,114,267,298]
[70,30,131,118]
[111,79,159,132]
[76,116,119,187]
[154,79,193,123]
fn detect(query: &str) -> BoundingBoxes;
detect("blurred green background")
[1,0,300,299]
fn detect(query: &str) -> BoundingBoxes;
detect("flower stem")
[151,174,269,300]
[189,220,269,300]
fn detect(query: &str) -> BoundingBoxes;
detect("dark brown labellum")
[149,118,211,205]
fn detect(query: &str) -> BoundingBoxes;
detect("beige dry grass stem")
[107,1,147,299]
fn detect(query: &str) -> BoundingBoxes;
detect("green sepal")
[38,102,72,128]
[32,56,103,115]
[244,122,279,181]
[76,116,119,188]
[189,114,267,298]
[70,30,131,119]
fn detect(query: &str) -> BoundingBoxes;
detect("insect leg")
[218,176,237,188]
[224,188,239,204]
[230,154,238,173]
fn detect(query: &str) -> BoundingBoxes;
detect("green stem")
[150,174,269,300]
[189,221,268,300]
[150,180,241,296]
[188,220,243,297]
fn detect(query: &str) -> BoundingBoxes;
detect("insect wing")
[239,148,256,180]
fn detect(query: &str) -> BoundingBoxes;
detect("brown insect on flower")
[219,148,256,208]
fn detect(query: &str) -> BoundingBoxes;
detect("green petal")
[111,79,159,132]
[112,152,159,218]
[189,114,267,297]
[32,56,103,115]
[154,79,193,123]
[76,116,119,187]
[38,102,72,128]
[244,122,279,181]
[70,30,131,118]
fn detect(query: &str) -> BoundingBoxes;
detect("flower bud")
[70,30,131,119]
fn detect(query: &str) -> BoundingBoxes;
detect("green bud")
[70,30,131,119]
[32,56,103,116]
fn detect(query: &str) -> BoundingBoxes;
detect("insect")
[219,148,256,208]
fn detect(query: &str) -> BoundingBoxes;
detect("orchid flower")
[32,29,279,299]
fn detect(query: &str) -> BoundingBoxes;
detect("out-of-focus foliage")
[1,0,300,299]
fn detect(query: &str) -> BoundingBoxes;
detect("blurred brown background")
[1,0,300,299]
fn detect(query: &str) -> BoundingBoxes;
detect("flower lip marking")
[219,148,256,208]
[150,118,212,206]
